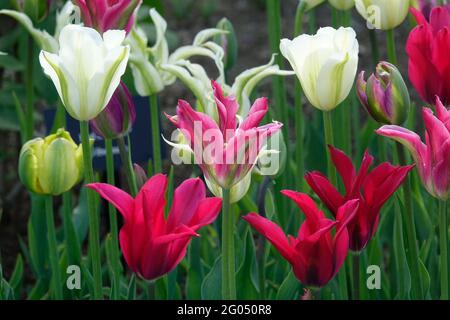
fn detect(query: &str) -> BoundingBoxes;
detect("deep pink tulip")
[243,193,359,288]
[407,6,450,105]
[73,0,142,34]
[87,174,222,280]
[377,97,450,200]
[166,80,282,189]
[305,146,414,251]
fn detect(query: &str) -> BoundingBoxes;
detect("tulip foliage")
[0,0,449,302]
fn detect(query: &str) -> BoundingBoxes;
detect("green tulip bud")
[19,128,84,195]
[13,0,52,23]
[214,18,238,71]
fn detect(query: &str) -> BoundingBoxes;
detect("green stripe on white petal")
[130,58,164,96]
[193,28,227,46]
[0,9,58,52]
[40,138,78,195]
[149,8,169,65]
[39,51,80,119]
[316,53,350,111]
[205,172,252,204]
[87,45,130,120]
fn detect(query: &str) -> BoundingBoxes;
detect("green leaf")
[276,270,300,300]
[0,54,24,70]
[393,201,411,299]
[9,255,24,298]
[236,229,260,299]
[127,274,136,300]
[201,256,221,300]
[419,258,431,299]
[73,188,90,243]
[186,237,203,299]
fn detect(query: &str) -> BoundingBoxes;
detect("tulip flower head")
[73,0,142,34]
[39,24,130,121]
[377,97,450,200]
[166,81,282,202]
[357,61,410,125]
[355,0,410,30]
[90,81,136,139]
[407,6,450,105]
[244,193,360,288]
[329,0,355,11]
[305,146,414,251]
[13,0,52,22]
[88,174,222,280]
[280,27,359,111]
[19,129,84,196]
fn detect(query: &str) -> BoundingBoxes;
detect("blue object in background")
[44,96,166,171]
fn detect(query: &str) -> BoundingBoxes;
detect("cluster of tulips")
[0,0,448,300]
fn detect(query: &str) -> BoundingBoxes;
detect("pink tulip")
[73,0,142,34]
[166,80,282,189]
[87,174,222,280]
[377,97,450,200]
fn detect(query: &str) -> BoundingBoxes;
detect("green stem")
[45,195,62,299]
[25,35,34,140]
[221,188,236,299]
[369,29,380,67]
[395,142,423,299]
[323,111,349,299]
[80,121,102,299]
[105,139,121,300]
[323,111,337,185]
[294,3,305,188]
[352,253,360,300]
[439,199,448,300]
[386,29,398,65]
[62,192,80,266]
[117,136,138,196]
[149,94,162,173]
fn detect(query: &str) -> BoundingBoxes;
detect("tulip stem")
[105,138,121,300]
[294,2,305,188]
[149,94,162,173]
[45,195,63,299]
[25,35,34,140]
[117,136,138,196]
[439,199,448,300]
[80,121,102,299]
[352,253,360,300]
[323,111,337,185]
[62,192,80,266]
[323,111,349,299]
[221,188,236,299]
[386,29,398,65]
[395,142,423,299]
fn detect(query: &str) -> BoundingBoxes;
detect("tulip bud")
[133,164,148,190]
[301,0,325,11]
[18,129,83,195]
[357,61,410,125]
[13,0,51,23]
[90,82,136,139]
[329,0,354,11]
[355,0,410,30]
[214,18,238,71]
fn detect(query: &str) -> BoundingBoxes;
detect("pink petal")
[243,213,293,263]
[328,146,356,194]
[304,171,344,215]
[86,183,134,221]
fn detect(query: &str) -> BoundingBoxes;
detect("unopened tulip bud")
[133,164,148,190]
[214,18,238,71]
[14,0,51,22]
[18,129,83,195]
[357,61,410,125]
[355,0,410,30]
[90,82,136,140]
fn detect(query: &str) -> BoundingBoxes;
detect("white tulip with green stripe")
[280,26,359,111]
[39,24,130,121]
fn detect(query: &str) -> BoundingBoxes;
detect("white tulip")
[329,0,355,11]
[39,24,130,121]
[280,26,359,111]
[355,0,410,30]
